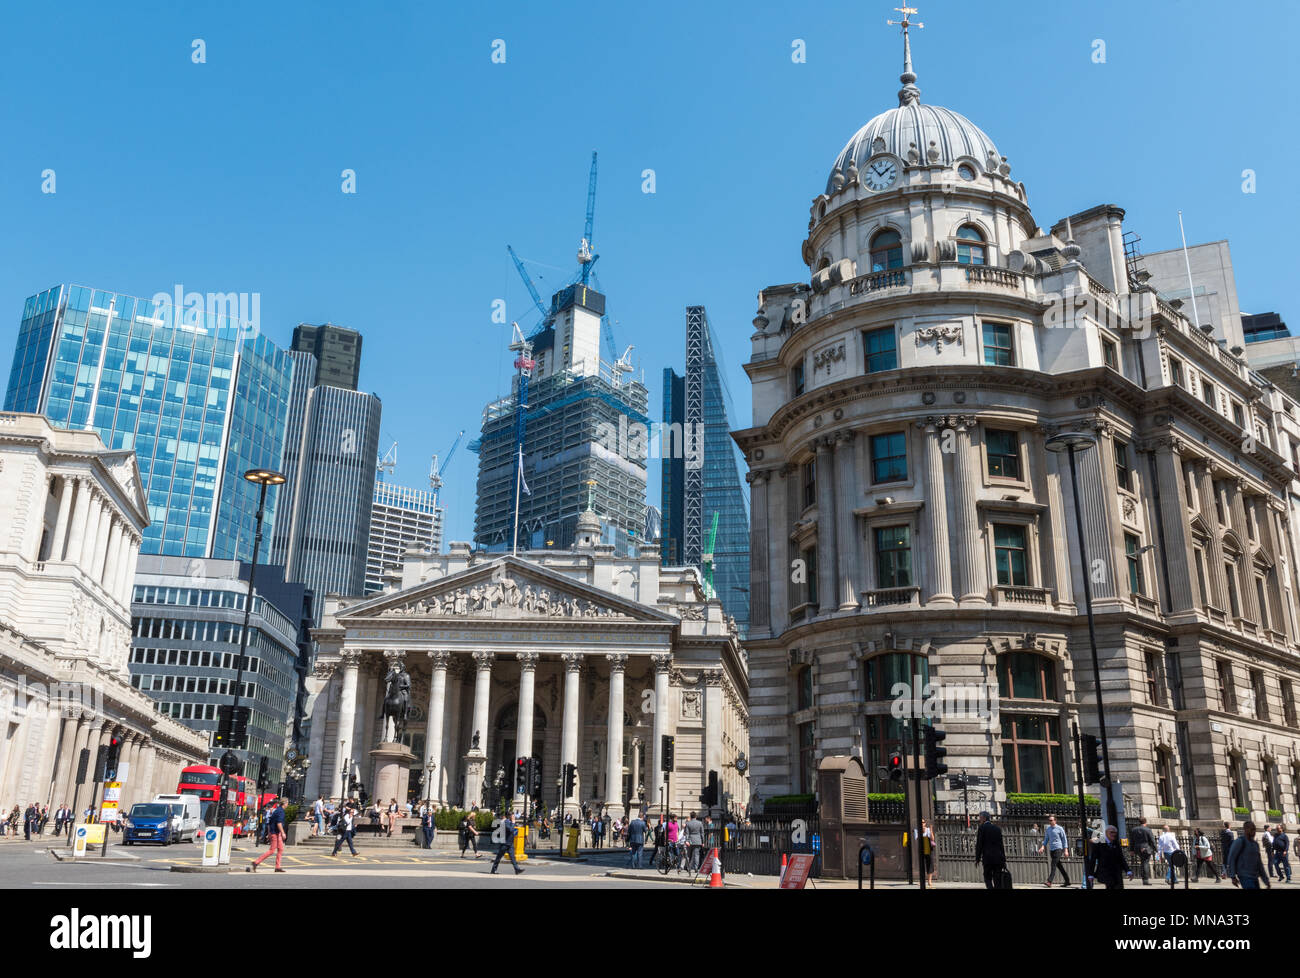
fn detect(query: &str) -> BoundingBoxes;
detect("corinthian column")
[951,418,989,605]
[425,651,450,803]
[334,650,361,797]
[50,475,74,562]
[606,654,628,817]
[918,421,954,604]
[650,653,672,811]
[464,651,494,807]
[833,431,860,608]
[561,653,583,806]
[65,479,91,566]
[814,438,839,611]
[514,652,539,804]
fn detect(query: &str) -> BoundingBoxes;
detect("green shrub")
[868,793,905,803]
[1158,806,1178,815]
[1233,807,1249,815]
[1007,793,1100,808]
[1267,809,1283,819]
[432,808,499,831]
[284,804,300,824]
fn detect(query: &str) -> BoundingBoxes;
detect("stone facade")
[733,44,1300,827]
[305,537,748,819]
[0,412,208,813]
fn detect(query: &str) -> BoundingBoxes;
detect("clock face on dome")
[863,156,898,191]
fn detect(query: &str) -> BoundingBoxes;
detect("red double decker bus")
[178,764,253,835]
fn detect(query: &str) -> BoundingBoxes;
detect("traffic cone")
[779,852,788,883]
[709,848,724,888]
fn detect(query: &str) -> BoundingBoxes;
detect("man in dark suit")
[1129,817,1158,885]
[1219,823,1236,880]
[974,811,1008,889]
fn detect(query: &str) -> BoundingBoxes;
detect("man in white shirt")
[1157,824,1181,885]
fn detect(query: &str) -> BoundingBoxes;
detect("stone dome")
[827,102,1000,193]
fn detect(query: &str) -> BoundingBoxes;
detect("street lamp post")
[214,467,286,839]
[1045,432,1120,835]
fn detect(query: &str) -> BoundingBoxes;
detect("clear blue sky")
[2,0,1295,546]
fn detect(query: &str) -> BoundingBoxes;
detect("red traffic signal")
[887,750,904,782]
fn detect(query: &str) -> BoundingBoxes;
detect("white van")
[152,793,204,842]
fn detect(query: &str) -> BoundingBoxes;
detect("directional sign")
[780,852,816,889]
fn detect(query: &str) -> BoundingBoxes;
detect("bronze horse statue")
[382,661,412,744]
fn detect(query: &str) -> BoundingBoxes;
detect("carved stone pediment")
[338,556,676,626]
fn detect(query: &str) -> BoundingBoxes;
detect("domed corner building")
[735,26,1300,834]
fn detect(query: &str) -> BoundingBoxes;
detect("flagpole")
[1177,210,1202,330]
[512,446,522,556]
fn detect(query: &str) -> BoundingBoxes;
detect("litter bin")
[564,825,580,857]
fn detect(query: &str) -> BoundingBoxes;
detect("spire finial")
[887,5,924,106]
[585,479,596,512]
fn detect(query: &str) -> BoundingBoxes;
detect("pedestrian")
[386,798,398,837]
[684,811,705,873]
[420,805,435,850]
[626,811,647,868]
[1037,814,1070,887]
[1086,825,1132,889]
[591,815,604,849]
[490,812,525,875]
[459,813,480,857]
[1219,822,1236,879]
[247,798,288,873]
[666,814,681,867]
[1227,821,1271,889]
[24,802,37,841]
[1272,824,1291,883]
[312,796,324,837]
[329,806,359,857]
[1128,817,1157,885]
[1157,824,1181,885]
[974,811,1008,889]
[1263,824,1278,880]
[648,816,664,864]
[1193,828,1220,882]
[920,818,936,885]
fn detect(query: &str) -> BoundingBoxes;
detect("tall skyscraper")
[366,477,441,594]
[4,284,294,560]
[660,306,750,634]
[474,284,649,553]
[291,323,362,391]
[270,333,381,605]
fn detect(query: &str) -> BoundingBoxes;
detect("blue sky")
[2,0,1296,546]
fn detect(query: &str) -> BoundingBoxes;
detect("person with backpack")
[1228,821,1271,889]
[1128,817,1157,885]
[1272,825,1292,883]
[974,811,1009,889]
[328,805,358,857]
[1193,828,1220,882]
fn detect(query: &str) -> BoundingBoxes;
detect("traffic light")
[887,749,904,783]
[515,757,528,794]
[923,725,948,779]
[93,744,109,783]
[530,758,543,799]
[705,770,719,807]
[104,736,121,781]
[214,705,251,750]
[661,735,675,773]
[562,762,576,798]
[1082,733,1104,785]
[256,755,269,791]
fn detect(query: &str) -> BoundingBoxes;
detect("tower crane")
[428,429,465,509]
[701,511,720,599]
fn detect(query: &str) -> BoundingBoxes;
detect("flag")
[518,446,531,496]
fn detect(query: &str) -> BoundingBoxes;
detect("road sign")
[74,823,104,858]
[779,852,816,889]
[100,782,122,822]
[202,827,220,866]
[948,774,993,789]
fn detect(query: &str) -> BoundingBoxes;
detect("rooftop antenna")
[1177,211,1203,330]
[886,5,924,105]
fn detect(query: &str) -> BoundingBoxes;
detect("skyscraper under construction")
[473,283,650,554]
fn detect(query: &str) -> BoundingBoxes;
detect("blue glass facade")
[3,284,294,559]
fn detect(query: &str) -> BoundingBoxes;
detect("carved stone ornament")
[377,571,631,621]
[915,325,962,350]
[813,343,846,373]
[681,689,703,720]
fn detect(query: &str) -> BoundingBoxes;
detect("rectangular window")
[1218,660,1237,713]
[792,362,805,397]
[993,524,1029,586]
[863,326,898,373]
[802,460,816,510]
[1245,501,1257,542]
[985,429,1021,479]
[1193,548,1209,607]
[801,545,817,608]
[1113,440,1132,491]
[1125,533,1145,596]
[1214,484,1226,525]
[870,432,908,483]
[1255,577,1270,630]
[1251,670,1270,721]
[1169,356,1185,388]
[1156,751,1176,809]
[1102,338,1118,370]
[1145,651,1166,706]
[982,322,1014,366]
[875,525,912,588]
[1281,679,1297,727]
[1202,379,1216,410]
[1232,402,1245,428]
[1224,562,1241,618]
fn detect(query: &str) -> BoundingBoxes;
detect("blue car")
[122,802,182,846]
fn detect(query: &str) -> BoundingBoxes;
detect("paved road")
[0,840,675,889]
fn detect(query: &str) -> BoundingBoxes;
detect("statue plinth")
[369,742,418,806]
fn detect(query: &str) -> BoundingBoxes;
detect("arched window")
[870,229,903,272]
[956,225,986,265]
[997,651,1065,794]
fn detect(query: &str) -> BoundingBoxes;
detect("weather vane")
[886,5,924,105]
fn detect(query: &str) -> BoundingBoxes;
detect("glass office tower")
[4,284,294,559]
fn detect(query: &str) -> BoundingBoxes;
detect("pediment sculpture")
[378,573,631,620]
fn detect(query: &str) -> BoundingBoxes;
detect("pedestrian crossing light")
[562,762,576,798]
[1082,733,1104,785]
[104,736,122,781]
[530,758,543,798]
[887,749,904,782]
[923,725,948,779]
[661,734,675,773]
[515,757,528,794]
